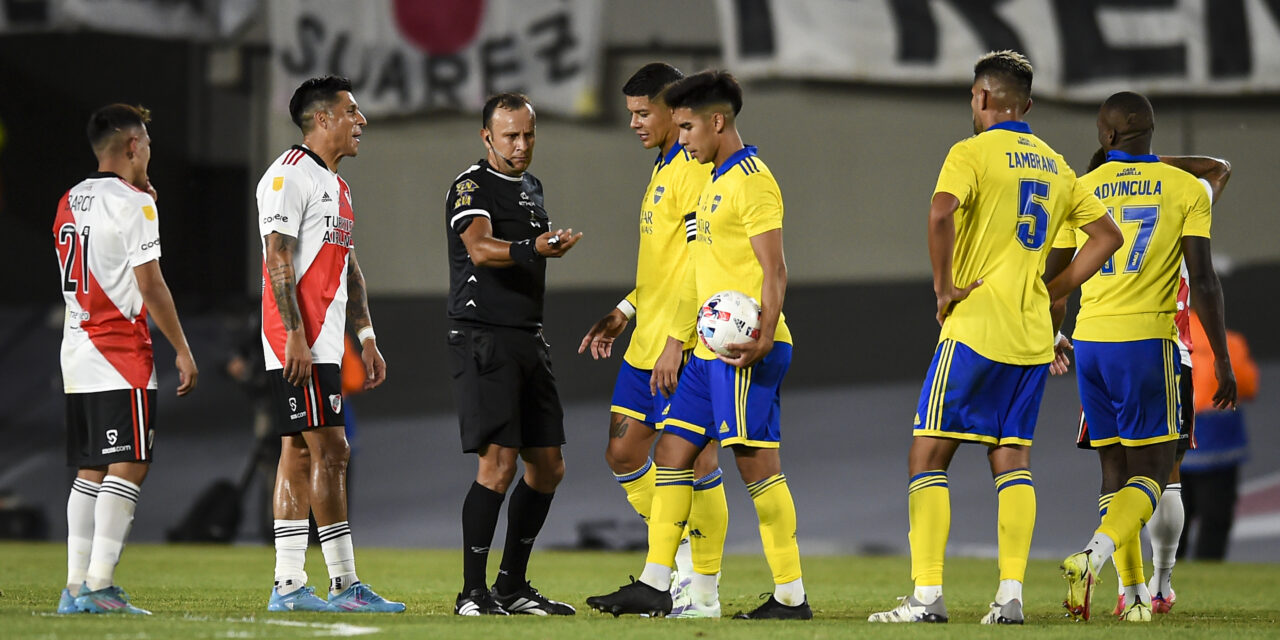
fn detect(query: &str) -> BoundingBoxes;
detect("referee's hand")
[536,229,582,257]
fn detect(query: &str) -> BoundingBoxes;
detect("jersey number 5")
[58,223,91,294]
[1016,179,1050,250]
[1100,205,1159,275]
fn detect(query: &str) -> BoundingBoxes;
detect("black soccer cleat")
[585,576,673,618]
[455,587,510,616]
[492,581,576,615]
[732,594,814,620]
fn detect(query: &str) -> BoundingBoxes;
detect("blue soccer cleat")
[57,585,86,614]
[267,585,331,612]
[73,585,151,615]
[326,583,406,613]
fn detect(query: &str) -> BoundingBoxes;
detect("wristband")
[509,239,542,263]
[616,299,637,320]
[357,326,376,343]
[1055,331,1067,344]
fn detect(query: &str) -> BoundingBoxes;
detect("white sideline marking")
[181,615,380,637]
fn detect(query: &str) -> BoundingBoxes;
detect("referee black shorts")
[447,324,565,453]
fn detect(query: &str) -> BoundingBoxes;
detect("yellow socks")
[1097,476,1162,554]
[614,458,656,522]
[747,474,802,584]
[690,469,728,576]
[645,467,694,569]
[908,471,949,587]
[994,468,1035,583]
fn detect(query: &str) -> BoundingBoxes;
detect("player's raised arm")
[345,249,385,389]
[264,231,311,387]
[1159,155,1232,203]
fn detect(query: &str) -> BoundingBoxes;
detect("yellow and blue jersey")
[934,121,1107,365]
[623,143,707,369]
[1053,151,1213,343]
[684,145,791,361]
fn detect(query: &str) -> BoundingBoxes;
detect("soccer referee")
[443,93,582,616]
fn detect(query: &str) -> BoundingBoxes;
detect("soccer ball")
[697,290,761,357]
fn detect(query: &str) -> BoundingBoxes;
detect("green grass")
[2,542,1277,638]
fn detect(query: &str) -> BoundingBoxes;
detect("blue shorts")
[913,340,1048,446]
[611,359,681,427]
[661,343,792,449]
[1075,339,1181,447]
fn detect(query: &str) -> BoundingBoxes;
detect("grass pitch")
[2,541,1277,638]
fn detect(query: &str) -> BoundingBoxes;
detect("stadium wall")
[260,53,1280,298]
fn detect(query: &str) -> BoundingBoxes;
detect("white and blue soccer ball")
[697,289,762,357]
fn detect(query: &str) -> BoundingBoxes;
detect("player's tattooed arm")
[264,232,302,331]
[346,249,372,332]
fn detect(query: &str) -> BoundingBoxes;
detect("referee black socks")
[462,482,505,593]
[496,479,554,594]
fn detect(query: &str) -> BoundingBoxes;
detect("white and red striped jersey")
[257,145,354,370]
[1175,265,1192,366]
[54,172,161,393]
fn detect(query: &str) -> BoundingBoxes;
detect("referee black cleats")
[455,588,509,616]
[492,581,576,615]
[586,577,673,618]
[733,594,814,620]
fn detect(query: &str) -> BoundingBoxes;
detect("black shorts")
[448,324,565,453]
[267,363,344,436]
[1076,363,1195,452]
[66,388,157,467]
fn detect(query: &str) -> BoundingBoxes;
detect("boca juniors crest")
[653,185,665,204]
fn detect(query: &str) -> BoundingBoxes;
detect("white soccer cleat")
[868,594,948,623]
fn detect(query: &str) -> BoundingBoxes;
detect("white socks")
[774,577,806,606]
[639,562,672,591]
[690,572,719,604]
[913,584,942,604]
[85,476,140,591]
[1085,532,1116,575]
[273,519,309,594]
[1149,483,1183,595]
[1123,581,1152,605]
[995,579,1022,604]
[66,478,100,591]
[318,521,358,594]
[674,536,694,578]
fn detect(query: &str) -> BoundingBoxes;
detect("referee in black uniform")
[444,93,582,616]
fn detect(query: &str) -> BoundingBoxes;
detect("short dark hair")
[289,75,353,132]
[481,92,533,129]
[974,50,1033,101]
[662,69,743,116]
[622,62,684,100]
[87,104,151,152]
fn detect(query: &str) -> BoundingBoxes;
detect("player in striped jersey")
[1050,92,1236,622]
[55,104,198,615]
[578,62,727,617]
[258,76,401,614]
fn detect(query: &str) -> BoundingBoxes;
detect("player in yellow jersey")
[1051,92,1237,622]
[1054,145,1232,619]
[868,51,1122,625]
[588,70,810,620]
[577,62,728,617]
